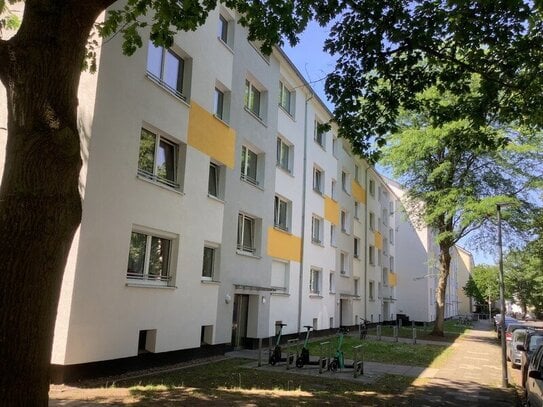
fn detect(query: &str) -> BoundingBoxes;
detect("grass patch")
[306,336,448,366]
[366,320,471,342]
[118,358,416,405]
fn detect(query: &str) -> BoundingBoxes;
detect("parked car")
[505,323,531,343]
[508,328,530,367]
[525,343,543,406]
[518,330,543,388]
[496,317,519,339]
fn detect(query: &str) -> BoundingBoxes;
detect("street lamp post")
[497,203,508,388]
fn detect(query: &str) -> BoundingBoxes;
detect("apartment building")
[0,7,399,379]
[387,179,473,322]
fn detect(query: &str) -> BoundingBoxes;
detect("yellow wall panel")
[352,181,366,203]
[374,231,383,249]
[388,272,397,287]
[267,227,302,262]
[324,196,339,225]
[187,102,236,168]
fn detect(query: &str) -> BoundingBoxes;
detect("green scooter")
[329,327,347,372]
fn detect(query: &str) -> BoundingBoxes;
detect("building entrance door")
[231,294,249,348]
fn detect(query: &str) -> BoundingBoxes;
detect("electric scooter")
[295,325,321,368]
[269,322,287,365]
[329,327,347,372]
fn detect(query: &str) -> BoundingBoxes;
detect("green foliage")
[504,246,543,314]
[0,0,21,34]
[97,0,338,57]
[323,1,543,160]
[463,265,500,305]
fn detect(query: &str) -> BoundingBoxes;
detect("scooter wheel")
[296,356,304,368]
[329,360,338,372]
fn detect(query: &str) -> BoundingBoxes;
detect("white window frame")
[127,230,174,286]
[208,162,222,199]
[146,43,187,100]
[279,80,294,115]
[383,267,389,287]
[245,79,262,118]
[369,245,375,265]
[313,167,323,194]
[202,244,219,281]
[274,195,290,232]
[138,127,181,190]
[311,215,323,245]
[341,210,349,233]
[310,268,321,295]
[354,201,360,220]
[314,119,325,148]
[369,212,375,231]
[354,237,360,259]
[340,252,348,275]
[237,213,256,254]
[329,272,335,293]
[330,224,337,247]
[276,137,292,173]
[369,179,375,197]
[354,278,360,297]
[341,171,349,193]
[369,280,375,301]
[240,145,260,186]
[390,256,395,272]
[389,227,394,245]
[271,260,289,293]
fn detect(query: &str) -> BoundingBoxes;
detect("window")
[369,212,375,231]
[354,238,360,258]
[271,260,288,292]
[237,213,256,253]
[378,217,382,233]
[310,268,321,294]
[377,249,382,266]
[313,167,323,194]
[390,256,395,272]
[202,246,218,280]
[218,14,229,43]
[214,88,225,119]
[331,179,337,200]
[341,171,349,193]
[369,245,375,265]
[276,137,291,173]
[383,208,388,226]
[330,224,337,246]
[369,280,375,300]
[340,252,348,274]
[369,179,375,197]
[329,272,335,293]
[354,279,360,297]
[274,195,290,231]
[279,81,293,115]
[138,128,181,189]
[127,231,172,284]
[378,282,382,299]
[208,162,220,198]
[240,145,259,186]
[383,268,388,287]
[245,79,261,118]
[354,165,359,183]
[383,237,388,256]
[311,216,323,244]
[389,227,394,245]
[332,137,339,157]
[314,119,325,147]
[389,200,395,214]
[147,42,187,99]
[341,210,348,233]
[354,202,360,219]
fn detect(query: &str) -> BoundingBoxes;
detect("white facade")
[0,8,404,370]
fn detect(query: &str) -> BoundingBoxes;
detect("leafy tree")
[324,1,543,160]
[504,244,543,315]
[381,86,542,336]
[0,1,338,404]
[463,264,500,311]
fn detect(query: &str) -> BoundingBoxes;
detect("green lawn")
[305,336,451,366]
[366,320,471,341]
[117,358,417,406]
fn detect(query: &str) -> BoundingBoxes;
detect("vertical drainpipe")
[297,90,313,334]
[364,163,369,322]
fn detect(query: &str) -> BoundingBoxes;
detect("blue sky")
[282,25,497,266]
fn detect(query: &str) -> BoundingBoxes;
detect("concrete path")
[227,320,517,406]
[401,319,517,406]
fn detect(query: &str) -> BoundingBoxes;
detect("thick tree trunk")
[431,243,452,337]
[0,2,104,404]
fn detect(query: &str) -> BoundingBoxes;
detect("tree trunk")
[0,2,103,404]
[431,243,452,336]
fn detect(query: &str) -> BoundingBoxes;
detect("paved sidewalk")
[402,319,517,406]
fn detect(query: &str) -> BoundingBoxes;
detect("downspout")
[364,163,369,322]
[297,90,313,334]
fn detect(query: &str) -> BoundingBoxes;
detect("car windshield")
[529,336,543,351]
